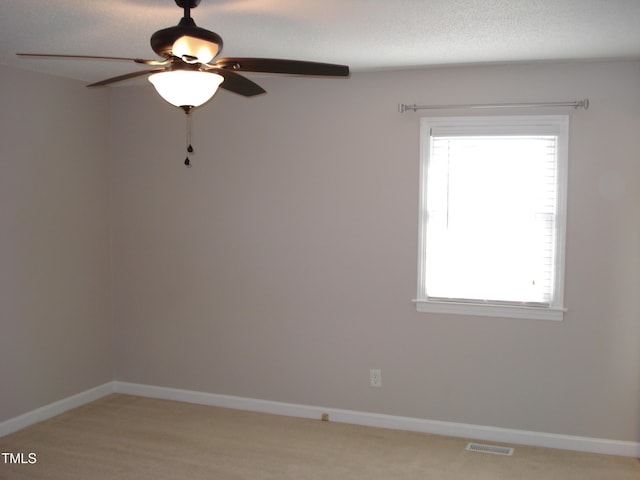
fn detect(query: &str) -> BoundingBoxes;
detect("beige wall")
[110,60,640,442]
[1,59,639,444]
[0,66,113,421]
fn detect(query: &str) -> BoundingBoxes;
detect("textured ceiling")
[1,0,640,85]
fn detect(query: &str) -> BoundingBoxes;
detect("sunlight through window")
[416,116,568,320]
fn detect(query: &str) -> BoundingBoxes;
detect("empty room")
[1,0,639,478]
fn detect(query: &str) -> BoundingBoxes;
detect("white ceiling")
[1,0,640,85]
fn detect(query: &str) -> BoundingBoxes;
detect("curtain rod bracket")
[398,99,589,113]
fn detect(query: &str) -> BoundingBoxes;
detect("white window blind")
[416,116,568,320]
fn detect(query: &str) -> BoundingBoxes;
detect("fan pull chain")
[184,111,193,167]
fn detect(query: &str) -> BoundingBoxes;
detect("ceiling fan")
[18,0,349,166]
[17,0,349,112]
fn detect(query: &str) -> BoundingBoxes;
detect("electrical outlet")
[370,369,382,387]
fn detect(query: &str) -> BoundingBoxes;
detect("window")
[415,115,568,320]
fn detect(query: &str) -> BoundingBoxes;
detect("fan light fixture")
[148,70,223,111]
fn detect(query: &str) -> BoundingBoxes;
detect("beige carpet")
[0,394,638,479]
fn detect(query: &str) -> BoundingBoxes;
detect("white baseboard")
[0,382,116,438]
[114,382,640,458]
[3,381,638,458]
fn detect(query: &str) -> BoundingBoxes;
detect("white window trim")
[414,115,569,321]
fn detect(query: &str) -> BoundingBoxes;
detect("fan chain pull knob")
[184,110,193,167]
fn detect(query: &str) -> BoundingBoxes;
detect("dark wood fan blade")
[87,68,165,87]
[216,58,349,76]
[205,67,266,97]
[17,53,168,66]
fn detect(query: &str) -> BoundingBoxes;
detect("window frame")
[415,115,569,321]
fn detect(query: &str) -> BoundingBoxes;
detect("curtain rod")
[398,98,589,113]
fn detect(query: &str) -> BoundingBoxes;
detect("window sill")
[413,299,566,321]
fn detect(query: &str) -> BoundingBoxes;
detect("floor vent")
[466,442,514,456]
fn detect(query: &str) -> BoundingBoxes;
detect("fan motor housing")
[151,0,221,60]
[150,22,223,60]
[176,0,201,7]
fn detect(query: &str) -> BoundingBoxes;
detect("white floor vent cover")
[466,442,514,456]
